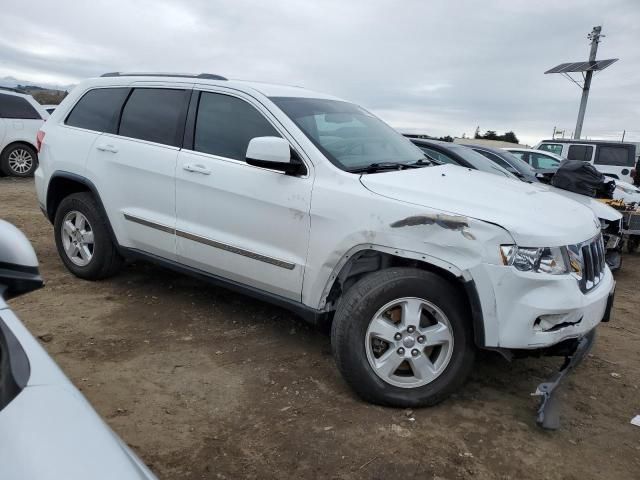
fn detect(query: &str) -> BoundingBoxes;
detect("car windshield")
[445,144,518,179]
[271,97,425,171]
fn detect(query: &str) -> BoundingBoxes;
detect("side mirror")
[0,220,43,300]
[246,137,306,175]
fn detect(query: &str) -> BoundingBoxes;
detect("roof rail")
[0,86,23,94]
[100,72,227,81]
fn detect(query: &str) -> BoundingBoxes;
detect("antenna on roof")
[544,26,618,140]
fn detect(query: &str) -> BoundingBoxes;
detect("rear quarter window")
[66,88,130,133]
[596,145,634,167]
[0,93,42,120]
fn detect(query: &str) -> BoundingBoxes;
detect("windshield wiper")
[350,161,424,174]
[409,157,438,167]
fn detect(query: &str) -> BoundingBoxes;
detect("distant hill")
[1,76,73,105]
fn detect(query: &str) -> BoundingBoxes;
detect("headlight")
[499,245,570,274]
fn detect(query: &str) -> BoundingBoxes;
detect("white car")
[0,89,48,177]
[504,147,565,170]
[0,220,157,479]
[35,73,614,426]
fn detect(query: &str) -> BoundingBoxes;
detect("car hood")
[360,165,600,246]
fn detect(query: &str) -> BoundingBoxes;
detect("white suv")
[0,88,48,177]
[34,73,614,418]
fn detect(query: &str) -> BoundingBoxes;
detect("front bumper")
[533,328,596,430]
[472,263,615,349]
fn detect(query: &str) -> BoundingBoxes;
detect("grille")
[623,212,640,231]
[578,234,606,293]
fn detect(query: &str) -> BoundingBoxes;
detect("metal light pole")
[544,27,617,141]
[574,26,602,139]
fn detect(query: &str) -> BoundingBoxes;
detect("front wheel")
[331,268,475,407]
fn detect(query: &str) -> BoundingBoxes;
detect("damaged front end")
[531,329,596,430]
[600,217,623,271]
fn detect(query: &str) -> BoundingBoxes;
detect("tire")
[54,192,123,279]
[331,267,475,408]
[0,144,38,177]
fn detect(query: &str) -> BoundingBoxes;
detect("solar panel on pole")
[545,58,618,74]
[543,26,618,139]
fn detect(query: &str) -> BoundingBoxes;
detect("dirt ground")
[1,177,639,479]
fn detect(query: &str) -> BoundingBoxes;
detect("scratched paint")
[390,213,469,230]
[390,213,476,240]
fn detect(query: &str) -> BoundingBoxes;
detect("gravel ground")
[2,177,639,479]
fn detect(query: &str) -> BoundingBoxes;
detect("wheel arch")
[45,172,119,248]
[1,140,38,157]
[320,246,486,347]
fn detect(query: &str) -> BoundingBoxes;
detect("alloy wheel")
[61,211,95,267]
[365,297,454,388]
[7,148,34,175]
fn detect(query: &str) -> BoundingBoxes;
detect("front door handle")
[183,163,211,175]
[96,143,118,153]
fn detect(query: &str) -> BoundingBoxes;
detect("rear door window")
[596,145,634,167]
[0,93,41,120]
[66,88,130,133]
[118,88,190,147]
[193,92,281,161]
[567,144,594,162]
[538,143,564,156]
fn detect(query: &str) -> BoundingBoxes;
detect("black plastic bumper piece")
[533,329,596,430]
[605,250,622,272]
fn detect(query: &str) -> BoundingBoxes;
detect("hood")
[544,185,622,222]
[360,165,600,246]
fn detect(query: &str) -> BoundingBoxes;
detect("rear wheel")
[54,193,123,279]
[331,268,475,407]
[0,144,38,177]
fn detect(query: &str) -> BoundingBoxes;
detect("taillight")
[36,130,45,153]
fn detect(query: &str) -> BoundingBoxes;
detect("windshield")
[446,144,518,179]
[271,97,425,171]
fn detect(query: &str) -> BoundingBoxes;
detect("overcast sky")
[1,0,638,145]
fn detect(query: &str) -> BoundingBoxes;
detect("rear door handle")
[183,163,211,175]
[96,143,118,153]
